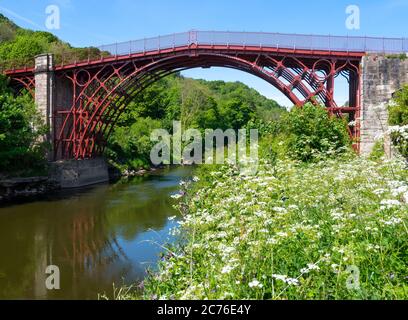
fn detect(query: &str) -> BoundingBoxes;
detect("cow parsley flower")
[248,279,263,288]
[221,265,234,274]
[380,199,401,210]
[272,274,299,286]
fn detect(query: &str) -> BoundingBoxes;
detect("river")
[0,166,192,300]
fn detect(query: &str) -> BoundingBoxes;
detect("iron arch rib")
[53,50,362,159]
[5,41,363,159]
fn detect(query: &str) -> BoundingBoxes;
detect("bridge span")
[3,31,408,162]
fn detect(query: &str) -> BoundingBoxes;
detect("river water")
[0,166,192,300]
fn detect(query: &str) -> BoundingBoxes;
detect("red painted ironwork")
[3,31,366,159]
[7,72,35,98]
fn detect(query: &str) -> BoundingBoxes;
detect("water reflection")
[0,166,191,300]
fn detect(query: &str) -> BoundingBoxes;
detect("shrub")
[106,117,164,171]
[282,103,352,162]
[0,76,47,175]
[388,85,408,158]
[369,139,386,161]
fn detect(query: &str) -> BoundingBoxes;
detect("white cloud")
[0,5,42,29]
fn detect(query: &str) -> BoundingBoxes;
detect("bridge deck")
[3,31,407,75]
[101,31,408,55]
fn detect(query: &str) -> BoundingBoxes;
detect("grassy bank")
[137,155,408,300]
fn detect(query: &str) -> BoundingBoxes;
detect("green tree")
[219,98,255,130]
[0,14,106,68]
[106,117,164,171]
[0,76,47,175]
[0,14,18,43]
[108,74,285,171]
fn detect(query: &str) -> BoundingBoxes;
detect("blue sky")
[1,0,408,106]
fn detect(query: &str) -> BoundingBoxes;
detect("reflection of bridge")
[4,31,408,160]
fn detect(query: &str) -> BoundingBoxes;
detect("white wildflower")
[286,278,300,286]
[300,263,320,274]
[307,263,320,271]
[380,199,401,210]
[272,274,287,282]
[248,279,263,288]
[273,207,287,214]
[276,232,288,238]
[373,189,386,196]
[221,265,234,274]
[272,274,299,286]
[381,217,403,226]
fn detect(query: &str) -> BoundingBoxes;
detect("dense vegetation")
[125,105,408,300]
[0,14,104,69]
[140,156,408,299]
[106,74,285,172]
[0,75,47,176]
[388,85,408,158]
[260,103,352,163]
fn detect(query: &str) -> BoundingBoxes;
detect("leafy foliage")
[0,14,107,69]
[0,75,47,175]
[106,117,164,171]
[0,14,18,43]
[280,103,352,162]
[388,85,408,158]
[107,74,285,171]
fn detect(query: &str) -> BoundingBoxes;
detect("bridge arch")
[53,51,360,159]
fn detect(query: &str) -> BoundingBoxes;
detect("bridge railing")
[2,31,408,73]
[99,31,408,56]
[0,57,35,73]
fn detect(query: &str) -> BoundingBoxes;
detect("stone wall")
[34,55,110,189]
[360,55,408,155]
[0,177,57,202]
[34,54,55,160]
[49,158,109,189]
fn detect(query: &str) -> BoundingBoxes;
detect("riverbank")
[108,163,169,181]
[0,176,58,203]
[0,158,188,204]
[0,157,163,203]
[133,155,408,300]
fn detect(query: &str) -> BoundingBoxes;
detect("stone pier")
[360,55,408,156]
[34,54,55,159]
[34,54,109,188]
[49,158,109,189]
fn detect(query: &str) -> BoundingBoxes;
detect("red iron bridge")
[4,31,408,160]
